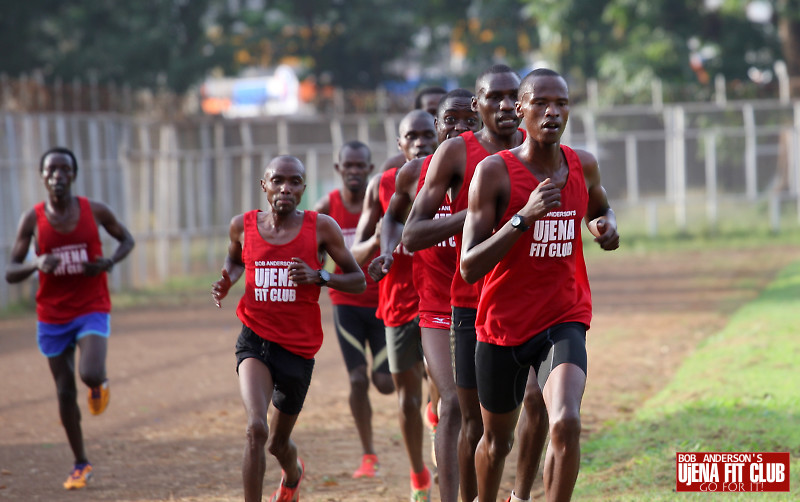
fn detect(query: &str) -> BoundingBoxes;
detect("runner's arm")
[86,200,135,275]
[211,214,245,307]
[578,149,619,251]
[5,209,49,283]
[402,138,466,251]
[351,175,382,265]
[312,214,365,293]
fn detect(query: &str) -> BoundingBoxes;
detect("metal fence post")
[704,131,718,228]
[743,103,758,201]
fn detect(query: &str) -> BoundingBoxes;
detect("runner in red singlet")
[376,89,479,502]
[313,140,393,478]
[5,147,135,490]
[403,65,547,502]
[211,156,366,502]
[355,109,437,501]
[378,86,446,173]
[461,69,619,502]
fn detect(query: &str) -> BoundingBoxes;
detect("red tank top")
[476,146,592,346]
[448,130,525,308]
[326,189,379,307]
[35,197,110,323]
[377,168,418,327]
[236,210,324,359]
[413,155,456,316]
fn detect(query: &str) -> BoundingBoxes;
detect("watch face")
[320,270,331,282]
[511,214,528,231]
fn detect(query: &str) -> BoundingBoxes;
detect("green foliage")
[0,0,235,92]
[232,0,418,88]
[524,0,784,103]
[575,259,800,500]
[1,0,797,101]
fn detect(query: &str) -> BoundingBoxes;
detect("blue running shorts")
[37,312,111,357]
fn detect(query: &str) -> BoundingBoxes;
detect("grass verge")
[575,261,800,501]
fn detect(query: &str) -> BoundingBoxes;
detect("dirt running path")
[0,245,796,501]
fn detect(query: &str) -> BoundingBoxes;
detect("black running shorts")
[235,324,315,415]
[475,322,588,414]
[333,304,389,374]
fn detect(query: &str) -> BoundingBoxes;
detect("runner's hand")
[36,254,61,274]
[288,257,317,284]
[368,254,393,282]
[83,257,113,276]
[212,269,232,308]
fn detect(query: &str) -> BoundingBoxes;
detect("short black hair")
[339,140,371,162]
[475,64,517,92]
[40,147,78,175]
[414,86,447,109]
[436,88,475,117]
[519,68,567,95]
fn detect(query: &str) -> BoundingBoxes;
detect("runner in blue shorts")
[5,147,134,490]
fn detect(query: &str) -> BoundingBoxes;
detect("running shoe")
[410,484,431,502]
[270,458,304,502]
[505,494,530,502]
[410,467,431,502]
[88,380,109,415]
[63,462,92,490]
[352,453,379,478]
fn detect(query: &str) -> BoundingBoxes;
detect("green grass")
[581,195,800,255]
[575,261,800,501]
[109,272,245,310]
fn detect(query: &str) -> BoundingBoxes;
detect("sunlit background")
[1,0,799,306]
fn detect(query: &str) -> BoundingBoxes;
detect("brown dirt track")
[1,245,796,502]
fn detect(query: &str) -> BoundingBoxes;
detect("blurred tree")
[527,0,786,102]
[232,0,416,89]
[0,0,235,92]
[408,0,540,87]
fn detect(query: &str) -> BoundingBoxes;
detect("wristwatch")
[510,214,529,232]
[316,269,331,287]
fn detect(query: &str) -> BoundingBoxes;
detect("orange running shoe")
[352,453,379,478]
[270,458,304,502]
[63,462,93,490]
[88,380,110,416]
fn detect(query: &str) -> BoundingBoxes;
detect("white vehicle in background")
[201,64,300,117]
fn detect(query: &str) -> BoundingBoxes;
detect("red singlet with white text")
[236,210,324,359]
[449,129,525,309]
[413,155,456,323]
[35,196,110,323]
[476,146,591,346]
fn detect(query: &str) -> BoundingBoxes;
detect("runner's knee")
[79,368,105,389]
[482,428,515,462]
[397,388,423,417]
[349,369,369,395]
[245,418,269,448]
[549,412,581,448]
[372,372,395,394]
[462,414,484,446]
[438,392,461,424]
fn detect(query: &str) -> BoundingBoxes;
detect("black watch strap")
[511,214,529,232]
